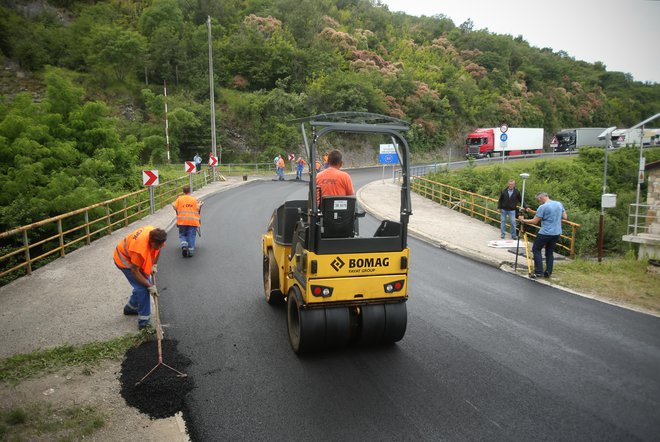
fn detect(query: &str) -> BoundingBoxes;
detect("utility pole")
[164,80,170,163]
[207,16,218,181]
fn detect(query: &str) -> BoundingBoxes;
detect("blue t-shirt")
[536,200,565,235]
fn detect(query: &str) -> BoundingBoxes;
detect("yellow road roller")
[261,112,413,353]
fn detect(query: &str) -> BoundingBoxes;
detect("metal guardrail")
[626,203,659,236]
[411,176,581,258]
[0,170,215,283]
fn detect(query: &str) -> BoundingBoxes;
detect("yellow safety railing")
[0,170,213,283]
[411,176,581,258]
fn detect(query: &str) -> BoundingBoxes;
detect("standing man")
[277,155,285,181]
[323,152,329,169]
[194,152,202,173]
[316,149,354,198]
[114,226,166,330]
[172,185,202,257]
[519,192,567,279]
[497,179,522,239]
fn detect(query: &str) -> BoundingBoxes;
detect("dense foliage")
[0,0,659,233]
[426,147,660,256]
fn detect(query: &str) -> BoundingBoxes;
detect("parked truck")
[551,128,608,152]
[611,128,660,148]
[465,127,544,158]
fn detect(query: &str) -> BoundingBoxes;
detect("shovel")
[135,274,187,386]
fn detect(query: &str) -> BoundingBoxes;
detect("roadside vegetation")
[1,0,658,234]
[554,255,659,314]
[427,147,660,257]
[0,403,104,441]
[0,333,146,384]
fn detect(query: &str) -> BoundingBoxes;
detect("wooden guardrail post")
[84,210,91,245]
[58,219,65,257]
[106,205,112,234]
[123,197,128,228]
[23,230,31,276]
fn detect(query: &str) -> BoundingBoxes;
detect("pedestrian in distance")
[172,185,202,257]
[114,226,166,330]
[277,155,285,181]
[296,157,305,180]
[193,152,202,173]
[323,152,329,169]
[497,179,522,240]
[519,192,568,279]
[316,149,354,198]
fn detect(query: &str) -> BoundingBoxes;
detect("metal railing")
[626,203,659,236]
[411,176,581,258]
[0,170,215,283]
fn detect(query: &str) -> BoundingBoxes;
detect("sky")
[380,0,660,84]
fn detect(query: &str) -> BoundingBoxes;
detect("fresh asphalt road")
[156,168,660,441]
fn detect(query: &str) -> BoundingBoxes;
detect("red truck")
[465,127,544,158]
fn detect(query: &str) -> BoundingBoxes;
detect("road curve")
[156,168,660,441]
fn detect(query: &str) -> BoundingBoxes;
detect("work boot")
[188,248,194,257]
[123,305,138,316]
[181,241,189,257]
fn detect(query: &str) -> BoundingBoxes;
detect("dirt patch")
[120,340,194,419]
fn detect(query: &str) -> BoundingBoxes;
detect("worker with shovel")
[114,226,167,330]
[172,185,202,257]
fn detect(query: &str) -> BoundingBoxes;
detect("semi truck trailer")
[551,128,608,152]
[465,127,543,158]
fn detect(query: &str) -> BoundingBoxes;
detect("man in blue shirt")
[519,192,567,278]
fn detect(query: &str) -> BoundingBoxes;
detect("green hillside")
[0,0,659,229]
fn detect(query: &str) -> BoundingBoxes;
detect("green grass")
[0,403,104,441]
[552,256,660,313]
[0,333,146,384]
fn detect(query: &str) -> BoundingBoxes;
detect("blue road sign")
[379,153,398,164]
[500,133,508,142]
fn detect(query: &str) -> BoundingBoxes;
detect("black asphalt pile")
[120,339,194,419]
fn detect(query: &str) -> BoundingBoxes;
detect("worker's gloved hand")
[148,285,159,297]
[151,264,158,274]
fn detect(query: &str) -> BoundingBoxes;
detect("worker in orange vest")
[172,185,202,257]
[316,149,354,199]
[296,157,306,180]
[114,226,166,330]
[277,155,285,181]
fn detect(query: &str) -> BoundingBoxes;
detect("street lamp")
[514,172,530,271]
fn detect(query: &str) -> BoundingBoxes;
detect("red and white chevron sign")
[209,155,218,166]
[185,161,196,173]
[142,170,159,186]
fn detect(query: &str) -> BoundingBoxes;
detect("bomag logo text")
[348,257,389,268]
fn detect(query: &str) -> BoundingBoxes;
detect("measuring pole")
[164,81,170,163]
[207,16,218,182]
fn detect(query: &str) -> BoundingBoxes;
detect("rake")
[135,274,187,386]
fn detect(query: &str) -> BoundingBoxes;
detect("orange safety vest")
[113,226,160,275]
[173,195,201,227]
[277,157,285,168]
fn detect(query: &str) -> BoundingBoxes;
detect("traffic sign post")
[142,170,159,215]
[500,123,508,163]
[379,144,399,183]
[185,161,196,191]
